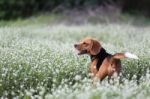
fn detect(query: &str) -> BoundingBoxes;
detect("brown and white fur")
[74,37,138,84]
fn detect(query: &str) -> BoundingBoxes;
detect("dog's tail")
[112,52,139,59]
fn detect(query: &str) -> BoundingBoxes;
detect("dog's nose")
[74,44,78,48]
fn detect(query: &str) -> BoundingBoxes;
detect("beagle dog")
[74,37,138,83]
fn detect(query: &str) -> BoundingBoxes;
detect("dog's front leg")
[92,63,108,87]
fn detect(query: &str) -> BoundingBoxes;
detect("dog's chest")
[90,59,99,75]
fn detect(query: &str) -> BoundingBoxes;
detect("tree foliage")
[0,0,150,20]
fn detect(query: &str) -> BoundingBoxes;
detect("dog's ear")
[90,39,101,55]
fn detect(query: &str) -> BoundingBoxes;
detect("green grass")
[0,14,150,98]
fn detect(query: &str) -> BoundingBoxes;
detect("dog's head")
[74,37,101,55]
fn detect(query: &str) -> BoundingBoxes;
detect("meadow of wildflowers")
[0,16,150,98]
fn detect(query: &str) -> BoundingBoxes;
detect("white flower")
[74,75,81,81]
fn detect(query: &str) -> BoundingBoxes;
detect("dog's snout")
[74,44,78,48]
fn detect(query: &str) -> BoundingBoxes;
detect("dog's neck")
[90,48,111,70]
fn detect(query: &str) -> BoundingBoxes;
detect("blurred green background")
[0,0,150,20]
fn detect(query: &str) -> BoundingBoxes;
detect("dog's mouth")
[74,44,88,55]
[76,49,88,55]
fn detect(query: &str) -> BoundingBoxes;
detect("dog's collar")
[90,48,111,70]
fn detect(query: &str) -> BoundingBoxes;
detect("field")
[0,14,150,99]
